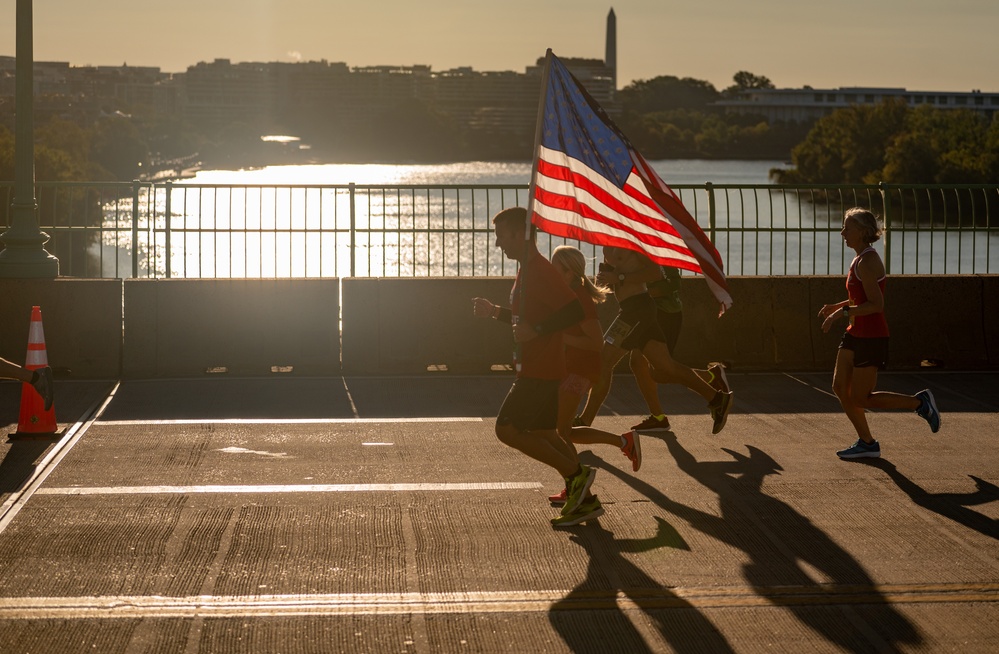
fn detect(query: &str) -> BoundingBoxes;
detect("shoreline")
[155,155,789,179]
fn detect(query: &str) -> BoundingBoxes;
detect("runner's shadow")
[548,517,734,653]
[581,433,923,652]
[855,458,999,540]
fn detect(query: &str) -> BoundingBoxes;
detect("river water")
[185,159,784,187]
[98,160,996,278]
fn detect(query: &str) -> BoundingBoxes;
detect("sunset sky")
[3,0,997,92]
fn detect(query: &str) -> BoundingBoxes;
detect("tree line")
[615,71,810,160]
[771,98,999,184]
[1,72,996,185]
[0,70,802,181]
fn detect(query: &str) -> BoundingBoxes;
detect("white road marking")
[0,382,119,535]
[0,582,995,619]
[216,446,290,457]
[98,417,484,425]
[36,482,543,496]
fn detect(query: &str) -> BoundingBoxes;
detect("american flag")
[530,52,733,312]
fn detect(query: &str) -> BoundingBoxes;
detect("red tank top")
[846,247,889,338]
[564,285,601,383]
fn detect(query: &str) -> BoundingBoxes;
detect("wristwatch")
[842,305,851,317]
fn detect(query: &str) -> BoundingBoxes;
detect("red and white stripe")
[25,314,49,369]
[532,144,733,311]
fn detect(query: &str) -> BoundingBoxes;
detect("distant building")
[432,67,538,135]
[18,9,999,152]
[716,86,999,123]
[0,9,618,144]
[182,59,279,128]
[0,55,176,128]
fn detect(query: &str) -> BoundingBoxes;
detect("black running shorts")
[496,377,560,432]
[604,294,667,352]
[839,333,889,370]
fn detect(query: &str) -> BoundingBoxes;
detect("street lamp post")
[0,0,59,278]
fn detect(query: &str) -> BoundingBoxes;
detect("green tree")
[627,109,705,158]
[694,114,737,158]
[724,71,775,97]
[988,118,999,180]
[1,120,106,275]
[617,73,800,160]
[34,118,103,181]
[883,107,993,183]
[0,126,14,180]
[618,76,720,115]
[773,99,908,183]
[90,116,150,181]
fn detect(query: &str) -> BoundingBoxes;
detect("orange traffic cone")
[11,306,58,438]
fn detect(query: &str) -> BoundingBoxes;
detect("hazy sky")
[4,0,997,92]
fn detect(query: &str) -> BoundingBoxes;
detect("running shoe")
[548,487,567,505]
[621,430,642,472]
[562,465,596,516]
[551,495,604,527]
[32,366,54,412]
[915,389,941,433]
[630,414,670,432]
[709,391,734,435]
[708,362,730,394]
[836,439,881,459]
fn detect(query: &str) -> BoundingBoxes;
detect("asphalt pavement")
[0,370,996,653]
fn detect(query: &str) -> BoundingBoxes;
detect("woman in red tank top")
[545,246,646,501]
[818,208,941,460]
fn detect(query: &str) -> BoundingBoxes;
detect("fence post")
[164,181,172,278]
[131,179,141,278]
[349,182,356,277]
[705,182,716,240]
[880,181,891,274]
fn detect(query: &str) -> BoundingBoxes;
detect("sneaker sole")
[552,506,605,527]
[631,433,642,472]
[631,426,670,433]
[837,450,881,459]
[920,390,941,433]
[711,394,733,435]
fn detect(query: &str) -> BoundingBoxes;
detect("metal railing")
[2,181,996,278]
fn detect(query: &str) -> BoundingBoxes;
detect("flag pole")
[512,49,553,373]
[525,49,553,241]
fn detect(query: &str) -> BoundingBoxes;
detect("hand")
[817,303,840,319]
[472,297,494,318]
[595,270,615,287]
[821,313,837,333]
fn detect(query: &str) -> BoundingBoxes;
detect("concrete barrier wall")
[341,275,998,375]
[0,279,122,378]
[340,278,516,375]
[670,274,994,371]
[123,279,340,378]
[985,275,999,366]
[1,276,994,378]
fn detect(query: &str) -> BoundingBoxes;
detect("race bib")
[604,317,635,347]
